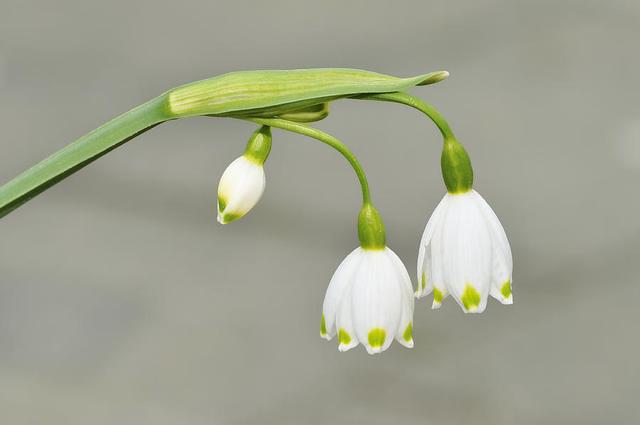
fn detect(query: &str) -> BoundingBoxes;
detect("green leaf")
[0,96,169,218]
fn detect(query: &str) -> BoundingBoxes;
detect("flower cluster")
[0,67,512,357]
[217,126,512,355]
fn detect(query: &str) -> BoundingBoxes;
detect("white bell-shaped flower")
[416,190,513,312]
[217,126,271,224]
[321,246,415,354]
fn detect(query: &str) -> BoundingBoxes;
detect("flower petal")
[472,191,514,305]
[321,247,363,339]
[335,283,359,352]
[429,207,449,309]
[489,251,513,305]
[441,193,492,313]
[472,190,512,270]
[351,250,402,354]
[416,195,449,297]
[387,249,415,348]
[416,243,429,298]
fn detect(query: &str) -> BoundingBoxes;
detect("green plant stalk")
[0,95,171,218]
[247,117,387,250]
[358,92,456,141]
[0,68,447,219]
[360,92,474,193]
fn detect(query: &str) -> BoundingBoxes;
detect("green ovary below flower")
[320,246,415,354]
[416,190,513,313]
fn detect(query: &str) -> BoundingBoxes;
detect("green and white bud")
[217,126,271,224]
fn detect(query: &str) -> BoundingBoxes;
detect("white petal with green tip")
[336,283,359,352]
[472,191,514,304]
[389,250,415,348]
[429,211,449,309]
[352,250,402,354]
[417,195,449,299]
[322,248,364,339]
[440,193,492,313]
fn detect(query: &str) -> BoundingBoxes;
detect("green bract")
[166,69,449,118]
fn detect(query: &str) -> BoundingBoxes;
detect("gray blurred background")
[1,0,639,423]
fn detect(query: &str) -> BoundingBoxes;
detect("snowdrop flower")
[416,139,512,313]
[217,126,271,224]
[321,204,415,354]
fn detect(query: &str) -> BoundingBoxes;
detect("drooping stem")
[360,92,474,193]
[247,117,372,205]
[357,92,456,141]
[0,95,171,218]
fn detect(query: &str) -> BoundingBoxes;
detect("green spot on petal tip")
[403,323,413,342]
[221,212,242,224]
[368,328,386,348]
[338,328,351,345]
[320,314,327,336]
[421,272,427,290]
[461,284,481,311]
[433,288,444,303]
[217,197,226,213]
[500,280,512,299]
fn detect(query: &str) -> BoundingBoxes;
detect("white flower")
[416,190,512,313]
[321,247,414,354]
[217,155,265,224]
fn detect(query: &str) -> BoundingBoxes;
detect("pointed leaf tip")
[417,70,450,86]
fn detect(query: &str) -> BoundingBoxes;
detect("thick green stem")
[357,92,456,141]
[0,95,170,218]
[247,117,372,205]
